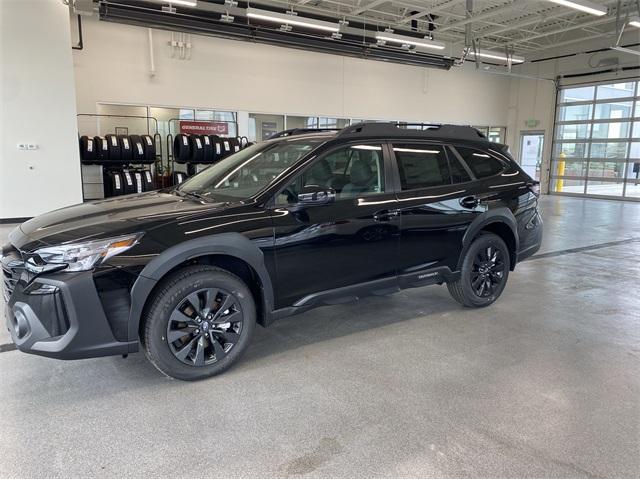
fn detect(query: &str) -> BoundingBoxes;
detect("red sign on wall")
[179,120,229,135]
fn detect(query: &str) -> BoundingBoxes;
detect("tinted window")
[277,144,385,204]
[454,146,505,178]
[447,150,472,183]
[393,144,451,190]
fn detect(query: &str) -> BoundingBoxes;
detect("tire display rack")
[78,114,251,200]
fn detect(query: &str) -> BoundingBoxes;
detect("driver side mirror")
[296,185,336,206]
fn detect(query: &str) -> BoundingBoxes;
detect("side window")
[447,149,472,184]
[393,144,451,190]
[454,146,505,179]
[276,144,385,204]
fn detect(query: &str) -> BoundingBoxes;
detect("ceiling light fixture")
[375,32,446,51]
[469,50,525,64]
[246,7,341,32]
[157,0,197,6]
[628,16,640,28]
[546,0,607,16]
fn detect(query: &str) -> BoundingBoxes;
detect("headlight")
[31,233,143,272]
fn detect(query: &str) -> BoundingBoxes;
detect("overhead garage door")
[551,80,640,200]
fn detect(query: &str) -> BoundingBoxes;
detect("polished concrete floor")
[1,195,639,478]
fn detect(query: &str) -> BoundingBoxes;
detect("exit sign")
[525,119,540,128]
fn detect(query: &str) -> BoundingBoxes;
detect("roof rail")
[270,128,340,139]
[336,122,488,142]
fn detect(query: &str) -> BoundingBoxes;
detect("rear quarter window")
[454,146,506,179]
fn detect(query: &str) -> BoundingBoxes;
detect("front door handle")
[460,196,479,209]
[373,209,400,222]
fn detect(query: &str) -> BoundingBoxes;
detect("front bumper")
[4,270,138,360]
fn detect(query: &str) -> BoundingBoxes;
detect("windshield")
[177,138,325,201]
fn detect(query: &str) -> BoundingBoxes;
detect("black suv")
[2,123,542,380]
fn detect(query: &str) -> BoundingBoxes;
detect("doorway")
[519,131,544,181]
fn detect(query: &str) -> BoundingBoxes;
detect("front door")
[270,142,400,308]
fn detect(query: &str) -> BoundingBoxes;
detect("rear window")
[454,146,505,179]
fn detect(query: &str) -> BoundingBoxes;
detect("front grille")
[1,245,25,302]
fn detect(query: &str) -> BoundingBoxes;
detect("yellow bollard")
[555,152,566,192]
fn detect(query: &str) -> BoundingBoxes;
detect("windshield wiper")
[174,189,212,203]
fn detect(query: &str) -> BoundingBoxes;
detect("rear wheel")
[447,233,510,308]
[142,265,255,380]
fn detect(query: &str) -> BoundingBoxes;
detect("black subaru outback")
[3,122,542,380]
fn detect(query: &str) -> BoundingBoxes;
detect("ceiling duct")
[98,1,454,70]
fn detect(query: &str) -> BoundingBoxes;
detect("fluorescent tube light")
[156,0,197,6]
[375,32,446,51]
[246,8,340,32]
[628,17,640,28]
[468,50,525,64]
[547,0,607,16]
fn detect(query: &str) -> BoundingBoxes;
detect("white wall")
[0,0,83,219]
[73,17,512,126]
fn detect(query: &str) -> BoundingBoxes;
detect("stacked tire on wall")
[79,133,157,198]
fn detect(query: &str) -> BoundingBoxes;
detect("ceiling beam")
[438,0,525,33]
[351,0,388,15]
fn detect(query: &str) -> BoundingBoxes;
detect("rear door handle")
[373,209,400,222]
[460,196,479,209]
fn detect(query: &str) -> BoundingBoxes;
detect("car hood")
[11,191,231,251]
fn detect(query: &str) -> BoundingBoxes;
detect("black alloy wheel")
[470,245,505,297]
[447,232,510,308]
[167,288,243,366]
[143,265,256,380]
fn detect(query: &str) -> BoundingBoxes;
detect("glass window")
[560,86,595,103]
[488,127,506,143]
[249,114,285,141]
[448,154,472,184]
[596,82,636,100]
[287,116,318,129]
[552,159,587,177]
[454,147,505,179]
[393,144,452,190]
[553,142,588,159]
[557,104,592,122]
[179,138,323,201]
[586,180,624,197]
[589,142,629,159]
[594,101,633,120]
[556,123,590,141]
[587,161,626,179]
[591,122,631,139]
[319,117,350,128]
[551,177,585,194]
[279,144,385,202]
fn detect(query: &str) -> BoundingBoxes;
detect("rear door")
[390,141,481,284]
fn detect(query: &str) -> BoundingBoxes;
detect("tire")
[447,232,510,308]
[142,265,256,380]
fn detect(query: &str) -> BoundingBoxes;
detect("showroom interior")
[1,0,639,477]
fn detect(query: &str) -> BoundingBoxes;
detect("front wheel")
[447,233,510,308]
[142,265,256,380]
